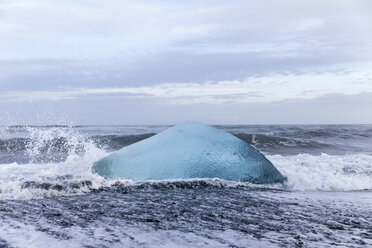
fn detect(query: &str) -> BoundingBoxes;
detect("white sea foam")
[269,153,372,191]
[0,156,110,200]
[0,126,118,200]
[1,152,371,200]
[0,219,276,248]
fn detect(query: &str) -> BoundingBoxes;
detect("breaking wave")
[269,153,372,191]
[0,125,371,200]
[0,132,358,163]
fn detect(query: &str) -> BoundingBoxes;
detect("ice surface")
[92,121,285,184]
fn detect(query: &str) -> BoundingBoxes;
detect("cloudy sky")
[1,0,372,125]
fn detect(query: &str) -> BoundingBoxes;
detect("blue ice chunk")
[92,121,285,184]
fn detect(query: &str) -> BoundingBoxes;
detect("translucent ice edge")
[92,122,285,184]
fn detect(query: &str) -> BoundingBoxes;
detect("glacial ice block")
[92,122,285,184]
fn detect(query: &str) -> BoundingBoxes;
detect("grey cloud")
[0,49,362,92]
[1,0,371,92]
[284,92,372,105]
[1,92,372,125]
[1,0,372,124]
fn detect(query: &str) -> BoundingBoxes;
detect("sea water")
[0,124,371,247]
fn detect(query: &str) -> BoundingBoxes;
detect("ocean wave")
[269,153,372,191]
[90,133,156,151]
[234,133,334,149]
[0,153,371,200]
[0,133,156,164]
[0,125,371,200]
[2,124,372,164]
[0,126,113,199]
[0,126,94,164]
[0,132,352,164]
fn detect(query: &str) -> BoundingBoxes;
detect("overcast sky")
[1,0,372,125]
